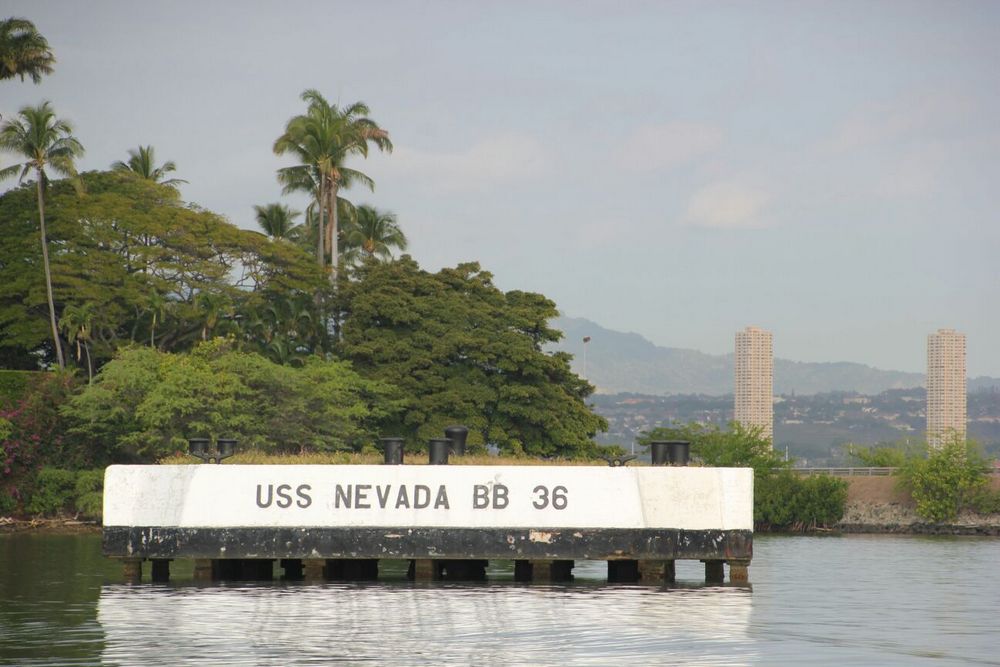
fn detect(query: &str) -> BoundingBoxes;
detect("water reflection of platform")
[97,577,753,666]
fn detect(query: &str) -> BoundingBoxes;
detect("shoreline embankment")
[836,476,1000,536]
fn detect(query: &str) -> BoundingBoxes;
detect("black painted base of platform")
[104,527,752,561]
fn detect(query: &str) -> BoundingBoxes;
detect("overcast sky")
[3,1,999,375]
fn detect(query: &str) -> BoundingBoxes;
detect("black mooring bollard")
[188,438,209,460]
[443,425,469,455]
[216,438,237,462]
[381,437,404,465]
[428,438,451,465]
[667,440,690,466]
[649,441,670,466]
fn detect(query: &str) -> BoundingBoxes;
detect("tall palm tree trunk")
[84,342,93,384]
[36,174,65,369]
[316,178,326,268]
[328,181,339,284]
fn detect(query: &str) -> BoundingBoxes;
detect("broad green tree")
[0,17,55,83]
[253,202,301,241]
[0,170,326,368]
[337,257,607,457]
[111,145,186,187]
[342,204,407,263]
[0,101,85,369]
[274,90,392,278]
[62,341,402,461]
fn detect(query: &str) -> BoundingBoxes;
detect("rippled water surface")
[1,533,999,665]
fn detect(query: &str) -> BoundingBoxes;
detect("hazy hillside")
[552,316,999,396]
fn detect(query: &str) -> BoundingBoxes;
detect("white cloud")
[616,122,724,171]
[380,133,549,194]
[823,92,975,154]
[682,181,773,229]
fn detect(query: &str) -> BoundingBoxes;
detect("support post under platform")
[728,559,750,583]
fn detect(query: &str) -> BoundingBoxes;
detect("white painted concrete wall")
[103,465,753,531]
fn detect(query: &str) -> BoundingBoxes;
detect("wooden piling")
[193,559,214,582]
[521,559,574,583]
[411,559,440,582]
[121,558,142,584]
[728,559,750,583]
[638,559,676,584]
[303,559,326,581]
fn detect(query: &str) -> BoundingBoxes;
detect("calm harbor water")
[1,533,998,666]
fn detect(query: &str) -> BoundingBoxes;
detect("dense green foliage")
[899,438,994,522]
[61,340,402,461]
[0,369,33,403]
[755,471,848,530]
[640,421,847,530]
[0,171,328,368]
[337,257,607,457]
[23,467,103,518]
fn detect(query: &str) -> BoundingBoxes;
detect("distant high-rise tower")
[735,326,773,442]
[926,329,966,446]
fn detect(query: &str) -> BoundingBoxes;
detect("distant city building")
[735,326,773,442]
[926,329,967,446]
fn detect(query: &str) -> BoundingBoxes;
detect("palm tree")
[253,203,301,241]
[0,101,85,369]
[146,289,170,348]
[0,18,55,83]
[342,204,407,263]
[111,145,187,187]
[194,292,231,341]
[59,302,95,383]
[273,90,391,280]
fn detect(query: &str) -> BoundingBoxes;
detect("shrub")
[25,467,77,516]
[20,467,105,519]
[73,469,104,520]
[899,438,992,522]
[755,471,848,531]
[968,486,1000,515]
[1,372,81,500]
[0,487,15,515]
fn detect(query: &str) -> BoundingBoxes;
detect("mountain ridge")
[551,316,1000,396]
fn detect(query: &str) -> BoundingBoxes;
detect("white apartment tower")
[926,329,966,447]
[735,326,774,443]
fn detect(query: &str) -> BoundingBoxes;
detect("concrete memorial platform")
[103,464,753,584]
